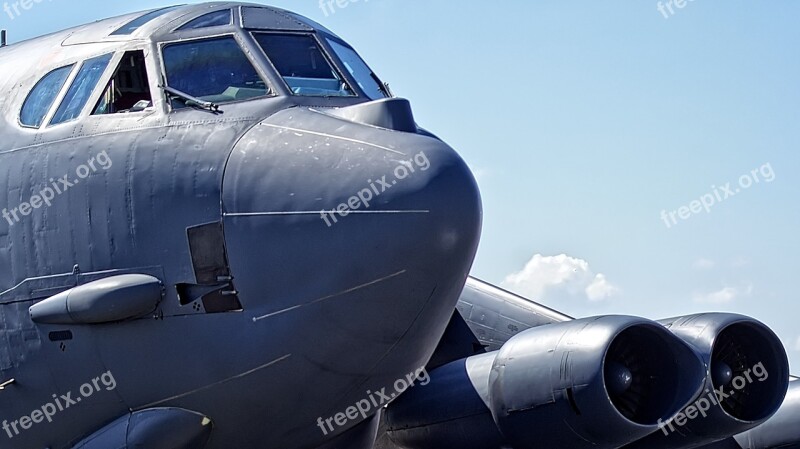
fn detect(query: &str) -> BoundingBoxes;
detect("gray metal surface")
[697,380,800,449]
[381,284,797,449]
[0,3,481,448]
[0,3,795,449]
[384,316,707,449]
[456,276,572,351]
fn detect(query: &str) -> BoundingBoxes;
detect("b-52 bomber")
[0,3,796,449]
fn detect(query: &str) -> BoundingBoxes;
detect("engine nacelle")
[728,379,800,449]
[625,313,790,449]
[385,315,706,449]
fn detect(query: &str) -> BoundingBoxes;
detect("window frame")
[19,64,76,129]
[110,6,182,36]
[89,49,157,118]
[326,37,389,101]
[158,32,275,112]
[174,9,233,32]
[48,53,115,127]
[250,31,358,99]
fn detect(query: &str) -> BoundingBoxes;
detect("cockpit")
[17,4,390,129]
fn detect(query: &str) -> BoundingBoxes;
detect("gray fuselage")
[0,4,482,448]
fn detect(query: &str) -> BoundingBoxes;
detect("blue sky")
[4,1,799,372]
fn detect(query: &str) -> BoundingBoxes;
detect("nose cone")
[221,106,481,442]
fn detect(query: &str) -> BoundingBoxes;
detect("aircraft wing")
[425,277,572,370]
[455,277,573,351]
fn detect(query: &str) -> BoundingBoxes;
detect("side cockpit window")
[163,36,269,108]
[20,65,74,128]
[253,33,354,97]
[50,53,113,125]
[93,50,153,115]
[327,39,388,101]
[177,10,232,30]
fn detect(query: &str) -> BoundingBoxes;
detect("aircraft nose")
[221,106,481,370]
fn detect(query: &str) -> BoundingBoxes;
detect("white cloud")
[502,254,618,302]
[692,258,716,270]
[795,336,800,352]
[585,273,618,301]
[693,283,753,304]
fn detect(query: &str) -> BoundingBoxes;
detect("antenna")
[0,30,6,48]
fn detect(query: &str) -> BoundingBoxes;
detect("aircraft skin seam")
[0,117,260,155]
[134,353,292,410]
[258,123,405,155]
[224,210,430,217]
[252,270,407,321]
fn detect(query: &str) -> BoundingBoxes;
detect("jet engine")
[624,313,790,449]
[385,315,706,449]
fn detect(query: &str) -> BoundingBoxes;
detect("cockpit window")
[20,64,74,128]
[177,10,232,30]
[111,6,181,36]
[327,39,388,101]
[253,33,355,97]
[51,53,113,125]
[163,36,269,107]
[93,51,153,115]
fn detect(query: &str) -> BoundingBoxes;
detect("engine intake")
[385,315,706,449]
[624,313,790,449]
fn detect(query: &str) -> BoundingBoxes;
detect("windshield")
[327,39,388,101]
[163,36,269,107]
[253,33,354,97]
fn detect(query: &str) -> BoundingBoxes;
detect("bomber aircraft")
[0,3,796,448]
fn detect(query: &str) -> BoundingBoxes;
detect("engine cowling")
[385,315,706,449]
[624,313,790,449]
[728,379,800,449]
